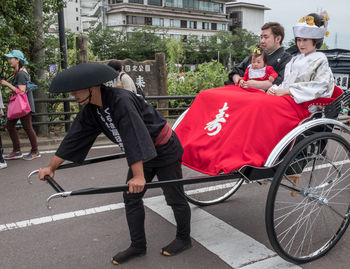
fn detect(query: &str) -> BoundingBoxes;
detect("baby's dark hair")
[295,13,325,49]
[251,50,268,66]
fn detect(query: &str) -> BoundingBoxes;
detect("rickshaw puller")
[38,63,192,265]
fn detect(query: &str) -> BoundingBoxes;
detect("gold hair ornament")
[253,46,261,55]
[321,11,330,37]
[298,16,315,26]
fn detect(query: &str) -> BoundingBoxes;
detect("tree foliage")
[166,38,184,73]
[88,25,167,61]
[87,26,258,66]
[0,0,35,78]
[0,0,61,88]
[167,60,228,111]
[168,60,228,96]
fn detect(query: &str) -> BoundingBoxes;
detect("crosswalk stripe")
[0,194,301,268]
[144,196,301,269]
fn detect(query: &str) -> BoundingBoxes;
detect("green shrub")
[167,60,228,113]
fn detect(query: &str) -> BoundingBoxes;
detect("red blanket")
[175,85,313,175]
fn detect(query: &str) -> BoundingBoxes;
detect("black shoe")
[111,246,146,265]
[161,238,192,256]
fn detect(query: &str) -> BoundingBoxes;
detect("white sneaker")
[0,161,7,169]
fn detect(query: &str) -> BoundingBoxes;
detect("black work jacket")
[56,85,183,167]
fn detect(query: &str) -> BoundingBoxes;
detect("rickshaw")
[28,85,350,265]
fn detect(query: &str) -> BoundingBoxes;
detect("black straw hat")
[49,63,118,93]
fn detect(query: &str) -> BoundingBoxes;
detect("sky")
[246,0,350,50]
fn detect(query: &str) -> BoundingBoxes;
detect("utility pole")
[57,0,70,131]
[57,0,68,70]
[102,0,107,30]
[334,33,338,49]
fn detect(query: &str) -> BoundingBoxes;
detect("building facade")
[65,1,269,39]
[64,0,82,33]
[226,2,270,36]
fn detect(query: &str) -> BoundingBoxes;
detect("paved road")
[0,145,348,269]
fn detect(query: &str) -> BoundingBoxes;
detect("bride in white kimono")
[267,13,334,112]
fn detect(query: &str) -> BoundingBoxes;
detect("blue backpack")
[26,81,38,92]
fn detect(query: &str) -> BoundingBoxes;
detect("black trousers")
[123,160,191,249]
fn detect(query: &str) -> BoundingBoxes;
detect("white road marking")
[0,203,124,232]
[144,196,301,269]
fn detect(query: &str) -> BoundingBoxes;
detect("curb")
[1,133,112,152]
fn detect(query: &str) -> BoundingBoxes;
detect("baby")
[239,46,278,90]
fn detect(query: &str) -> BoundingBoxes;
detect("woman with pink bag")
[0,50,40,161]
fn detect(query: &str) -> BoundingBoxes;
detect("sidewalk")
[0,130,113,153]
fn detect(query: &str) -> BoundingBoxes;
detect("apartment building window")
[230,11,242,32]
[214,3,223,13]
[109,0,123,3]
[76,26,79,31]
[183,0,194,9]
[129,0,144,4]
[218,24,226,31]
[165,0,183,8]
[127,16,144,25]
[202,22,209,30]
[189,21,197,29]
[170,34,181,41]
[148,0,162,6]
[153,18,164,27]
[198,1,209,11]
[164,0,224,13]
[170,19,180,28]
[211,23,217,30]
[180,20,187,28]
[156,33,165,39]
[181,35,188,42]
[145,17,152,25]
[76,17,79,21]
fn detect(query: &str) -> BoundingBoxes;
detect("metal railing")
[8,95,196,127]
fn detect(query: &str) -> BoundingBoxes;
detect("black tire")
[184,177,244,206]
[266,132,350,263]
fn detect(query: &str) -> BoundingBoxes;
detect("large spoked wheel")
[266,132,350,264]
[184,176,244,206]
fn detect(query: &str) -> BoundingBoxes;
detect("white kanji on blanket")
[204,102,229,136]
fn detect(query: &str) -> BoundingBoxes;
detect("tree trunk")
[76,35,88,64]
[32,0,49,136]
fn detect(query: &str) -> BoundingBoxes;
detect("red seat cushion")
[302,86,343,108]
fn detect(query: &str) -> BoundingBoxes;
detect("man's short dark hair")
[261,22,285,44]
[107,60,122,72]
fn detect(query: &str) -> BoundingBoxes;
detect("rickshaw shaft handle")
[44,175,65,192]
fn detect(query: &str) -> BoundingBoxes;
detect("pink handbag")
[7,91,31,120]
